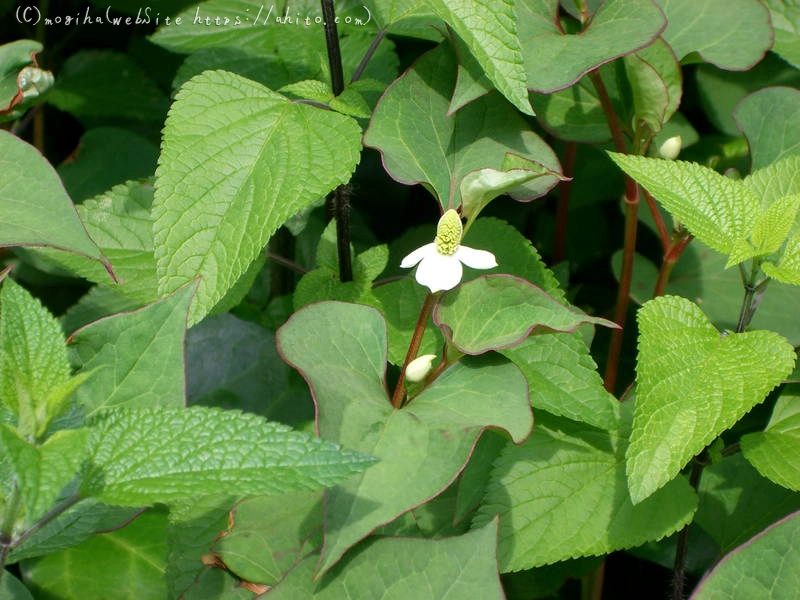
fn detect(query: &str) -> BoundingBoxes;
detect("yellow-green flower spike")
[434,209,462,255]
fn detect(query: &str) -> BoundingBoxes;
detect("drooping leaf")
[628,295,795,503]
[473,411,697,571]
[80,406,376,506]
[266,519,505,599]
[764,0,800,68]
[67,284,194,416]
[153,69,362,323]
[434,275,617,355]
[0,131,107,267]
[734,87,800,170]
[691,511,800,599]
[277,301,532,575]
[624,37,682,134]
[656,0,772,70]
[364,44,561,211]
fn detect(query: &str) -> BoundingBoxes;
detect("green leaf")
[656,0,772,70]
[0,39,44,119]
[153,70,362,323]
[46,51,168,122]
[518,0,665,93]
[691,511,800,600]
[624,37,682,134]
[81,406,375,506]
[60,286,142,335]
[742,386,800,491]
[0,570,33,600]
[608,153,760,257]
[628,295,795,503]
[749,194,800,257]
[21,508,168,600]
[428,0,532,115]
[734,87,800,170]
[696,453,800,554]
[277,301,532,575]
[742,155,800,209]
[473,411,697,571]
[68,284,194,415]
[35,180,159,305]
[453,430,507,523]
[763,232,800,285]
[0,279,72,436]
[364,44,561,211]
[0,131,107,267]
[266,519,505,599]
[529,74,612,144]
[434,275,617,355]
[764,0,800,68]
[501,333,621,430]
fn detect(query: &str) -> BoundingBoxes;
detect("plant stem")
[391,293,437,408]
[554,142,577,264]
[0,485,22,573]
[351,30,387,83]
[643,189,670,253]
[320,0,344,96]
[653,235,693,298]
[736,259,768,333]
[671,456,705,600]
[12,493,81,550]
[266,251,308,274]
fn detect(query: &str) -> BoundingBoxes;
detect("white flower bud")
[405,354,437,383]
[658,135,682,160]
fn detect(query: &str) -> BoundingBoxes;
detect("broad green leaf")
[68,284,194,415]
[656,0,772,70]
[696,453,800,554]
[376,482,467,538]
[364,44,561,211]
[60,286,142,335]
[742,155,800,209]
[0,39,44,119]
[765,0,800,68]
[363,0,429,28]
[763,232,800,285]
[530,73,613,143]
[518,0,665,93]
[57,128,158,202]
[35,180,159,305]
[749,195,800,256]
[454,430,507,523]
[473,411,697,571]
[46,51,168,122]
[628,295,795,503]
[742,387,800,491]
[80,406,376,506]
[266,519,505,599]
[21,508,168,600]
[734,87,800,170]
[502,333,621,430]
[428,0,532,115]
[277,301,532,575]
[214,491,322,585]
[0,131,107,266]
[609,153,760,257]
[691,511,800,600]
[153,70,361,323]
[0,426,88,526]
[0,279,72,436]
[624,37,682,134]
[0,571,32,600]
[433,275,616,355]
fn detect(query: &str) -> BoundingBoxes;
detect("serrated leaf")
[277,301,532,575]
[609,153,760,257]
[21,508,168,600]
[266,519,505,599]
[518,0,665,93]
[734,87,800,170]
[501,333,620,430]
[750,194,800,256]
[742,155,800,209]
[80,406,375,506]
[628,295,795,503]
[0,131,107,267]
[434,275,617,355]
[67,284,194,416]
[0,279,72,436]
[35,180,159,305]
[742,387,800,491]
[763,232,800,285]
[153,69,362,323]
[428,0,532,115]
[473,411,697,571]
[656,0,772,70]
[364,44,560,211]
[691,511,800,600]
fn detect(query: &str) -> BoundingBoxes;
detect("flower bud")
[658,135,682,160]
[405,354,437,383]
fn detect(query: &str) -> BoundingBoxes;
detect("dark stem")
[671,457,705,600]
[653,235,693,298]
[643,188,670,253]
[266,251,308,274]
[268,228,298,297]
[12,493,82,550]
[10,104,41,137]
[554,142,577,264]
[391,293,437,409]
[351,30,387,83]
[320,0,344,95]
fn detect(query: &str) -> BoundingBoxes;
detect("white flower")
[658,135,682,160]
[405,354,437,382]
[400,209,497,292]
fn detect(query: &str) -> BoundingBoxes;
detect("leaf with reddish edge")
[433,275,618,355]
[276,301,532,576]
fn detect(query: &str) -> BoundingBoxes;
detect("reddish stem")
[554,142,577,264]
[391,293,436,408]
[643,188,670,253]
[653,235,693,298]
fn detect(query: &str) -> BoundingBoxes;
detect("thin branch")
[351,30,387,83]
[267,252,308,274]
[391,293,437,408]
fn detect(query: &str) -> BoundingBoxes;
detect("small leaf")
[434,275,617,355]
[0,39,44,119]
[763,233,800,286]
[734,86,800,170]
[628,296,795,503]
[624,37,682,134]
[81,406,376,506]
